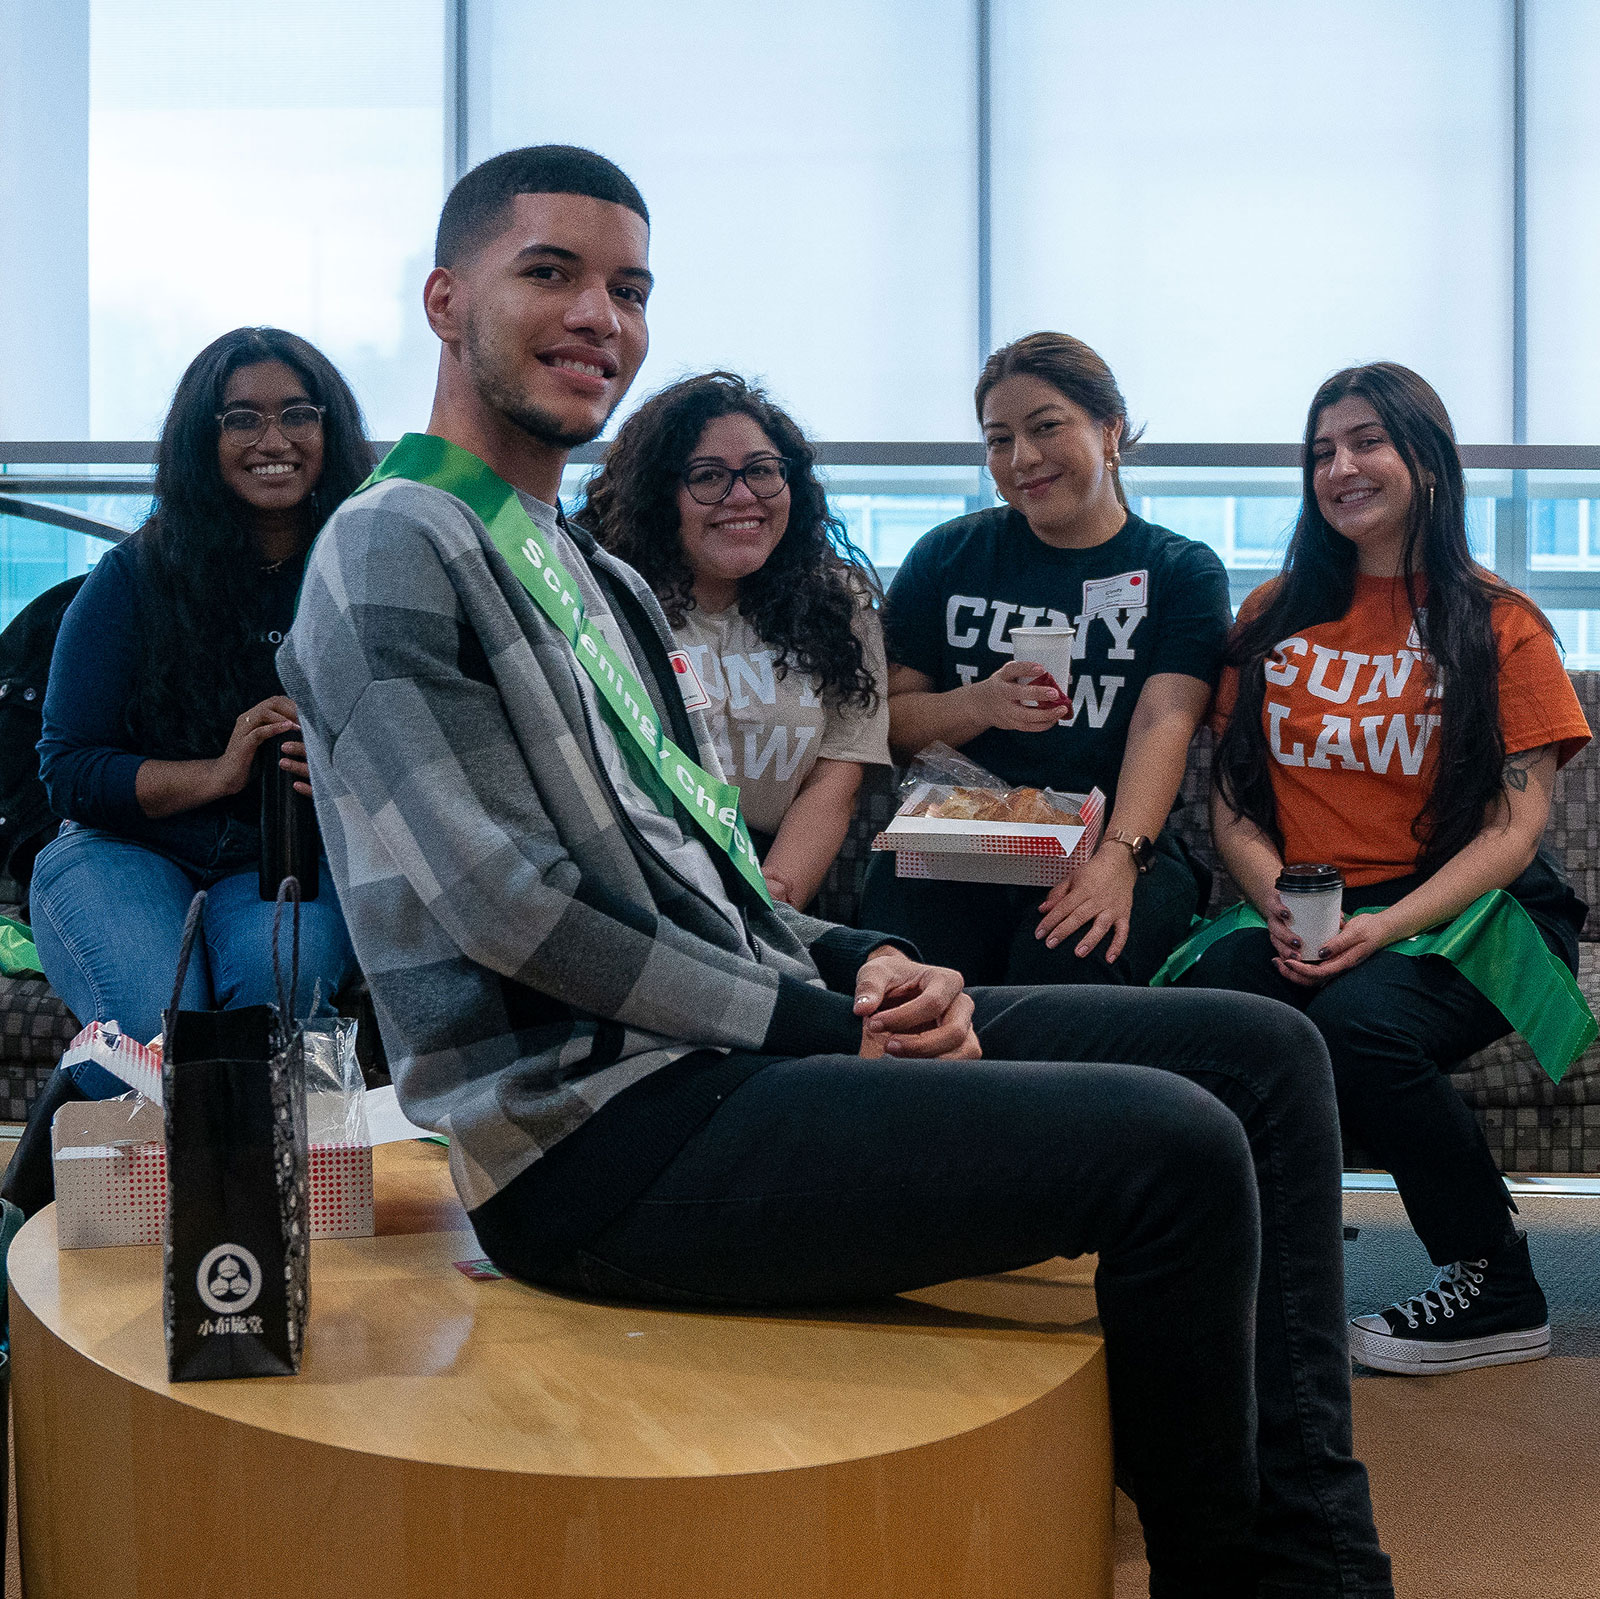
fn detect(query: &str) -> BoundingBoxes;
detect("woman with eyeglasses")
[578,371,889,909]
[28,326,369,1096]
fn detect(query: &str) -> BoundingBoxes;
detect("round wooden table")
[9,1140,1112,1598]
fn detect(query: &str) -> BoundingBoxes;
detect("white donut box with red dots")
[870,786,1106,888]
[47,1021,396,1250]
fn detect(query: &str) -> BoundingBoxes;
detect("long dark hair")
[578,372,881,711]
[974,331,1145,509]
[1215,361,1549,870]
[132,327,371,758]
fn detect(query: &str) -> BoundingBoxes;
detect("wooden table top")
[9,1140,1103,1481]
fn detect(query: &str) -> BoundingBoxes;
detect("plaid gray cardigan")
[279,476,887,1210]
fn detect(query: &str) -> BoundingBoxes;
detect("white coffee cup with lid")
[1275,863,1344,960]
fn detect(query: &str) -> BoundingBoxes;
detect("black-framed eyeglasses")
[215,404,326,444]
[681,455,790,506]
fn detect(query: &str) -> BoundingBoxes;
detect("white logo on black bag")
[197,1244,263,1315]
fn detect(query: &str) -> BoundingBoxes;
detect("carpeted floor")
[1115,1189,1600,1598]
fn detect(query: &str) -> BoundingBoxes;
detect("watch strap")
[1108,830,1153,873]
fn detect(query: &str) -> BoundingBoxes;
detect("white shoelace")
[1389,1259,1487,1328]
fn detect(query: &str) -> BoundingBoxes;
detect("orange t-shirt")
[1212,574,1591,886]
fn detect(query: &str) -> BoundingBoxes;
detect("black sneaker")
[1349,1233,1550,1374]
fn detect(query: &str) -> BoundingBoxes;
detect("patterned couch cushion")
[0,898,78,1112]
[1449,943,1600,1109]
[1172,727,1232,912]
[0,973,78,1070]
[1548,669,1600,918]
[812,764,898,927]
[1445,938,1600,1188]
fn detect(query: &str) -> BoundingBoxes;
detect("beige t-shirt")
[671,601,891,835]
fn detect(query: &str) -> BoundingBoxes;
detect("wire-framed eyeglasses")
[215,404,327,445]
[681,455,790,506]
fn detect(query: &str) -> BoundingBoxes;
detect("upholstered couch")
[4,675,1598,1172]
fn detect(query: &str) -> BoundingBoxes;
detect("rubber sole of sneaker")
[1349,1320,1551,1375]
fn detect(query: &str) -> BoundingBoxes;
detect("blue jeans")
[29,823,357,1098]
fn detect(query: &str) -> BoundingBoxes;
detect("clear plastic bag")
[894,743,1084,826]
[302,1015,368,1148]
[65,1013,367,1148]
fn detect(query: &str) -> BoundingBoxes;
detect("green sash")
[1151,891,1596,1083]
[0,916,43,979]
[360,434,772,906]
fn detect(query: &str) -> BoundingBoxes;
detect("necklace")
[260,555,290,575]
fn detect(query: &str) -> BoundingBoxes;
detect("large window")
[1527,0,1600,443]
[991,0,1512,443]
[87,0,446,440]
[473,0,978,441]
[5,3,1600,635]
[0,1,1593,448]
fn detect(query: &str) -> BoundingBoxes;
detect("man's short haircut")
[434,145,650,268]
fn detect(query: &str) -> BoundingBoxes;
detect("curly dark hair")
[576,372,881,712]
[1215,361,1552,872]
[132,326,372,760]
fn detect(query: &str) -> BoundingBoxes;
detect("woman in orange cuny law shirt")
[1179,362,1589,1378]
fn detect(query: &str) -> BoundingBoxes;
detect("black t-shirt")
[883,507,1231,806]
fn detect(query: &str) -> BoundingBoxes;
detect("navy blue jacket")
[38,536,303,870]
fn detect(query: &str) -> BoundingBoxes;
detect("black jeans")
[473,986,1391,1599]
[1182,929,1519,1266]
[857,829,1203,987]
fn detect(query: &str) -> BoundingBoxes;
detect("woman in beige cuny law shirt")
[578,372,889,909]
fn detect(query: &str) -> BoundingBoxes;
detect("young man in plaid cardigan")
[279,147,1390,1599]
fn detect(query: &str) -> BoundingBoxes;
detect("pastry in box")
[871,745,1106,887]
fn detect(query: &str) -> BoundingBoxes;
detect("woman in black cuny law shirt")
[860,332,1231,986]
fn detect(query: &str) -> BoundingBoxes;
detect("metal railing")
[10,440,1600,470]
[8,441,1600,609]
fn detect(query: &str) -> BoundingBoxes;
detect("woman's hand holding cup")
[1264,887,1302,963]
[1269,864,1351,987]
[971,660,1064,733]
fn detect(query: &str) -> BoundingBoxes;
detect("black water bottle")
[258,733,320,901]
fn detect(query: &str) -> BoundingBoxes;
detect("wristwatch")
[1106,830,1155,874]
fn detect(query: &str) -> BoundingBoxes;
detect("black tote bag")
[162,880,310,1381]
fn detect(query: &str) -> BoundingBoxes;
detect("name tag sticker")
[669,649,712,712]
[1082,570,1148,617]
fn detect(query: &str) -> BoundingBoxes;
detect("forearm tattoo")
[1502,745,1553,793]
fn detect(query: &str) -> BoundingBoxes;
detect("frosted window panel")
[1526,0,1600,443]
[89,0,445,439]
[0,1,90,437]
[477,0,976,441]
[1548,610,1600,670]
[1234,498,1297,557]
[990,1,1511,443]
